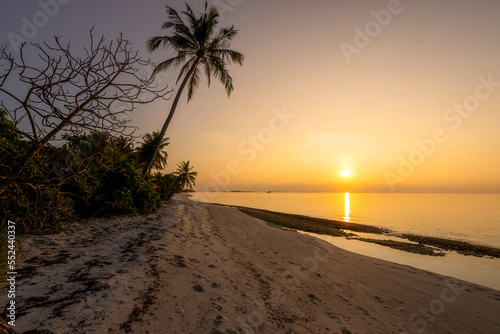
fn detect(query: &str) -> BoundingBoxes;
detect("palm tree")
[142,1,244,175]
[137,132,169,174]
[174,161,197,190]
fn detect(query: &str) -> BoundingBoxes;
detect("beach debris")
[193,284,204,292]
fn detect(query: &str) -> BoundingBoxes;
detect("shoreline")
[221,203,500,291]
[2,195,499,333]
[201,201,500,258]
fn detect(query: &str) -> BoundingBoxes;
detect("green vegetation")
[0,111,196,233]
[0,26,202,237]
[142,1,244,175]
[173,161,198,190]
[61,132,162,217]
[137,132,170,174]
[153,172,180,201]
[0,110,196,233]
[152,161,198,201]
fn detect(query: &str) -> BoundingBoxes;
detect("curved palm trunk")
[142,59,199,176]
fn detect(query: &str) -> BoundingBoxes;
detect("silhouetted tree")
[137,132,169,174]
[0,29,172,195]
[142,1,244,175]
[174,161,197,190]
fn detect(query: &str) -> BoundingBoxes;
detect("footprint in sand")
[234,305,248,314]
[171,255,189,268]
[212,315,226,326]
[325,308,338,319]
[212,303,223,311]
[307,293,322,304]
[223,330,238,334]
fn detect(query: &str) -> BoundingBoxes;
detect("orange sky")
[148,0,500,193]
[2,0,500,192]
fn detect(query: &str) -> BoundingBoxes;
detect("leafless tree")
[0,29,172,194]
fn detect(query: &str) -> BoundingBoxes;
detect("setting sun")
[342,170,351,177]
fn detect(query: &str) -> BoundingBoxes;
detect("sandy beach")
[2,194,500,333]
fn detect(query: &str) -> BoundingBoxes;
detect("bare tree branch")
[0,29,173,192]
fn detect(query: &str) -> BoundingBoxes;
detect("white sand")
[2,194,499,333]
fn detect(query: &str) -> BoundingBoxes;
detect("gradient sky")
[1,0,500,193]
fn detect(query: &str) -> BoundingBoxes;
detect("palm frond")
[208,55,234,96]
[183,3,198,33]
[201,58,212,87]
[187,68,201,101]
[173,161,197,190]
[137,132,169,173]
[175,57,197,84]
[214,49,244,65]
[147,36,166,51]
[162,5,197,46]
[208,26,239,50]
[153,35,193,53]
[206,5,220,34]
[153,52,190,74]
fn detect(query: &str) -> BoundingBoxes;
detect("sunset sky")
[2,0,500,193]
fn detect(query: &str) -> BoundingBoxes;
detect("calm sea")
[190,192,500,248]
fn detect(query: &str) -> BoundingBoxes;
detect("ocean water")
[190,192,500,248]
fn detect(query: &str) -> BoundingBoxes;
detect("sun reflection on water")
[344,192,351,222]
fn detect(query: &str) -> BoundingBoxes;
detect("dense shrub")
[93,161,162,215]
[61,133,162,217]
[2,185,73,233]
[1,111,163,233]
[152,172,180,201]
[1,110,74,233]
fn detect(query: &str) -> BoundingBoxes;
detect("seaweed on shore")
[236,206,388,235]
[234,205,500,258]
[401,234,500,258]
[349,237,445,257]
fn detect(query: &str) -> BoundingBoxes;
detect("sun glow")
[342,170,351,177]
